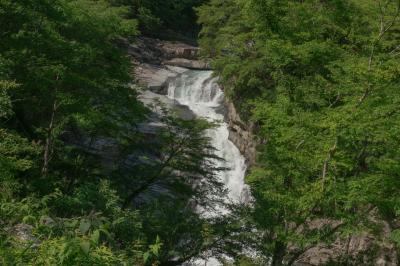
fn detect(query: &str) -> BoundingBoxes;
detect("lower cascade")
[167,70,250,265]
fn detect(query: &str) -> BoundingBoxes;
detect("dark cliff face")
[225,101,258,167]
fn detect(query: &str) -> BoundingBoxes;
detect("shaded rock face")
[125,37,201,62]
[160,41,200,60]
[164,58,211,70]
[225,101,258,166]
[124,37,211,94]
[288,214,399,266]
[292,232,398,266]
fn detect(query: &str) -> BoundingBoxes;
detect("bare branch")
[321,139,338,191]
[42,75,60,176]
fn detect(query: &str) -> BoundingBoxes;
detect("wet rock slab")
[134,64,188,94]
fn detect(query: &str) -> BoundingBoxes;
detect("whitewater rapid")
[167,70,248,266]
[168,70,248,203]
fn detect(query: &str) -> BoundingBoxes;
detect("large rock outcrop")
[119,37,211,94]
[124,37,204,64]
[126,37,209,123]
[288,212,398,266]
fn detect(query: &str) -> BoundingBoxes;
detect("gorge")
[132,38,254,265]
[133,34,399,265]
[2,1,400,265]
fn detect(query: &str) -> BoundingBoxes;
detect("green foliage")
[109,0,207,38]
[199,0,400,263]
[0,0,230,265]
[391,230,400,248]
[0,80,16,119]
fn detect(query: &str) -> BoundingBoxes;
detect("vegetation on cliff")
[198,0,400,264]
[2,0,400,265]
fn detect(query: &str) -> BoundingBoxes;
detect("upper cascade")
[168,70,250,206]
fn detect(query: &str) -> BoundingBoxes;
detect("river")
[167,70,249,265]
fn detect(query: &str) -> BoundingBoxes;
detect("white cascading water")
[167,70,249,266]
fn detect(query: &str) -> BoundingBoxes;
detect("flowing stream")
[167,70,249,265]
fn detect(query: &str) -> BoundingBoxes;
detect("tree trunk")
[42,99,57,176]
[272,241,286,266]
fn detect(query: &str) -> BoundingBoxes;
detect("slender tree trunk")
[42,99,57,176]
[272,241,286,266]
[321,139,338,191]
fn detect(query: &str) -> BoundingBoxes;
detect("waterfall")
[167,70,249,266]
